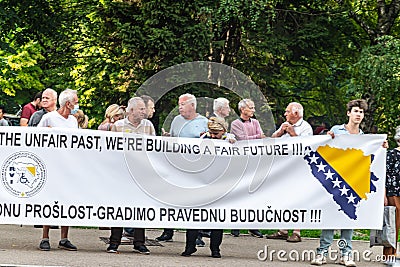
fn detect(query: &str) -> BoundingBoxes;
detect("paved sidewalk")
[0,225,394,266]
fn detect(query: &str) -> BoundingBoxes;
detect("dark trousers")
[109,227,145,246]
[185,229,223,252]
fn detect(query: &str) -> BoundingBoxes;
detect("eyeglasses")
[246,106,255,110]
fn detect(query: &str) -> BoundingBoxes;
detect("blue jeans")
[316,229,353,256]
[123,227,135,236]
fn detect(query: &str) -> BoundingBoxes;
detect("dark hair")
[140,95,154,108]
[32,91,43,102]
[0,105,5,113]
[346,99,368,112]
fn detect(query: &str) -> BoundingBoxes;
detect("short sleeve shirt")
[111,118,155,136]
[37,111,78,128]
[170,114,208,138]
[330,124,363,136]
[21,103,37,120]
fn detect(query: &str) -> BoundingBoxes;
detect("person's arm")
[230,120,246,141]
[246,120,264,139]
[19,105,32,126]
[20,118,29,126]
[272,122,290,137]
[149,122,156,136]
[385,151,395,206]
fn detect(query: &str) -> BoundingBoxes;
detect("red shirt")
[21,103,37,120]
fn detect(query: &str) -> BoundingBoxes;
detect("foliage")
[0,0,400,132]
[0,40,44,106]
[348,35,400,141]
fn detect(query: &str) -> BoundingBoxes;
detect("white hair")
[213,97,229,113]
[238,99,254,111]
[127,97,145,112]
[179,93,197,109]
[58,89,77,107]
[43,88,58,101]
[289,102,304,118]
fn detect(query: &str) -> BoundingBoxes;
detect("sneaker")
[106,243,119,253]
[249,230,263,238]
[123,231,134,238]
[58,240,77,251]
[155,234,173,242]
[338,255,356,267]
[211,250,221,258]
[181,247,197,257]
[133,245,150,255]
[231,230,240,237]
[311,254,327,266]
[196,236,205,247]
[39,239,50,251]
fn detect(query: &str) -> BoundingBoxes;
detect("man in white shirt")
[38,89,79,128]
[37,89,79,251]
[271,102,313,138]
[267,102,312,243]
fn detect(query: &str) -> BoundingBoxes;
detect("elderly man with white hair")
[271,102,313,138]
[29,88,58,127]
[38,88,79,128]
[230,98,265,238]
[267,102,312,243]
[213,97,231,119]
[111,97,155,135]
[37,89,79,251]
[157,93,208,244]
[107,97,154,254]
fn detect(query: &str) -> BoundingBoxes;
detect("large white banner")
[0,127,386,229]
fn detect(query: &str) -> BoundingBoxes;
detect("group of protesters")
[0,88,397,266]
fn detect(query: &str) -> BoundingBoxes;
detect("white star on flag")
[324,169,335,180]
[347,193,356,204]
[304,146,312,156]
[316,162,327,172]
[332,178,342,188]
[309,154,319,164]
[339,185,350,196]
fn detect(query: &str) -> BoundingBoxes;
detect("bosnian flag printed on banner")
[303,145,378,220]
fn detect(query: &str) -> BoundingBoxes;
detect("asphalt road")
[0,225,396,266]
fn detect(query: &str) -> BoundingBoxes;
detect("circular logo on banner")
[1,151,47,198]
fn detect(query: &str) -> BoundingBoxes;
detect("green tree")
[349,35,400,139]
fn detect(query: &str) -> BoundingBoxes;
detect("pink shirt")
[230,118,264,140]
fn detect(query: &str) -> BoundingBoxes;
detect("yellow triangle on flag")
[26,166,36,177]
[317,145,371,199]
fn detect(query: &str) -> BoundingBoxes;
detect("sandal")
[287,232,302,242]
[265,231,288,240]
